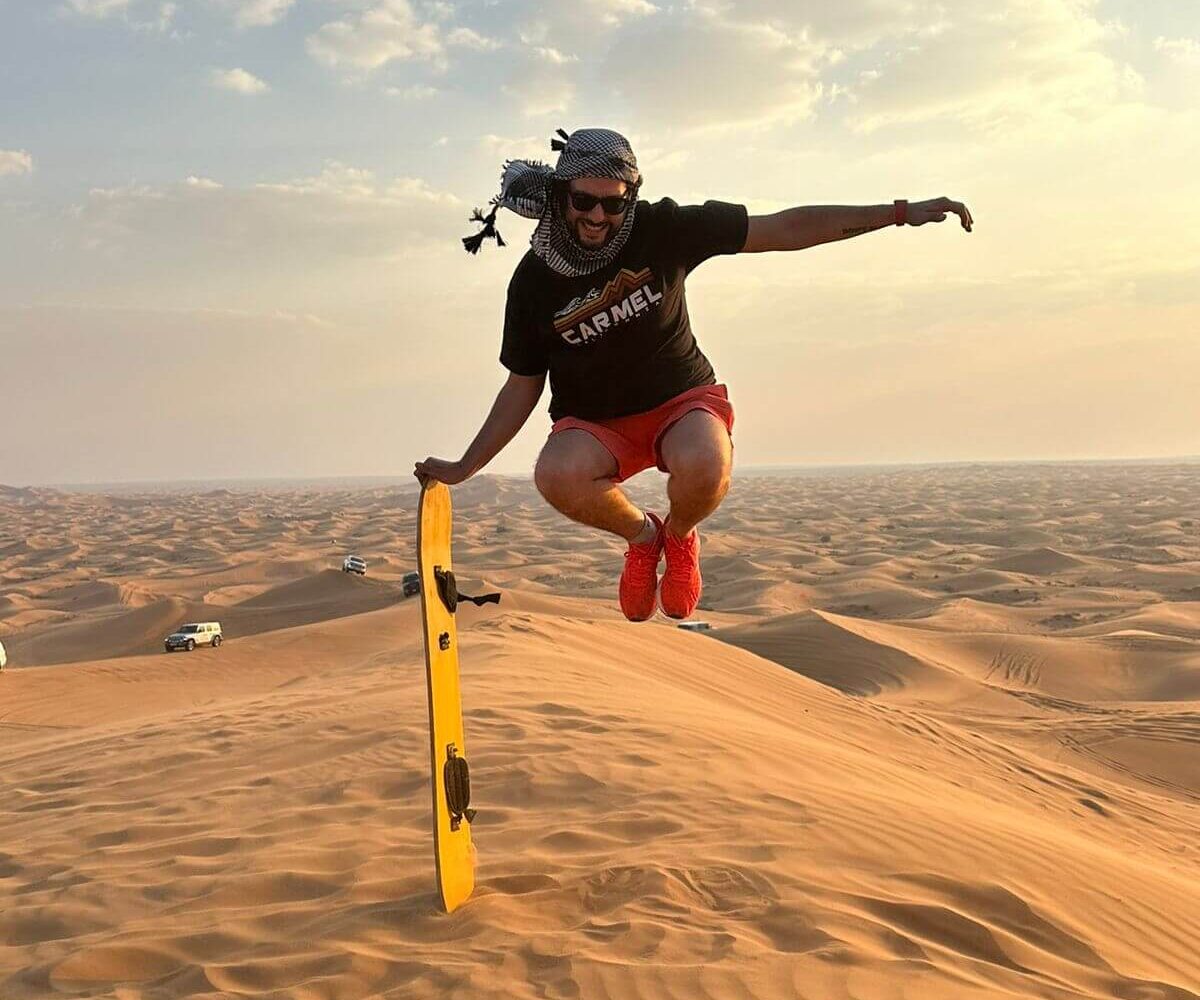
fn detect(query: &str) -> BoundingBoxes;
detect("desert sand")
[2,463,1199,999]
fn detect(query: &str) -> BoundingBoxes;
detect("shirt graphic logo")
[553,267,664,346]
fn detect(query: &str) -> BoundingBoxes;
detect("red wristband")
[894,199,908,226]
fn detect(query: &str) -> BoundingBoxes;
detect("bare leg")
[658,410,732,538]
[534,430,646,541]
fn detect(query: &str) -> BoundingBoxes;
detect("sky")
[1,0,1198,485]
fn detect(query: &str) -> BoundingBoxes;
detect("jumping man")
[416,128,973,622]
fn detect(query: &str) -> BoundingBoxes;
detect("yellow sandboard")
[417,481,497,913]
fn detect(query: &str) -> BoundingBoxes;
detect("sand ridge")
[1,463,1199,998]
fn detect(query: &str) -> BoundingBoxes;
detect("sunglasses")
[566,189,634,215]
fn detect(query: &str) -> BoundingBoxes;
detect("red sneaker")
[619,512,664,622]
[659,522,702,620]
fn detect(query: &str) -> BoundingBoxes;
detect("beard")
[572,217,615,247]
[534,195,638,277]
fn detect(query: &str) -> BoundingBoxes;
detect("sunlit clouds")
[209,67,269,93]
[0,150,35,177]
[2,0,1198,482]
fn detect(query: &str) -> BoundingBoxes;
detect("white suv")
[164,622,223,652]
[342,555,366,575]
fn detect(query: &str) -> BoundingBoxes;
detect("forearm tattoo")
[840,225,875,237]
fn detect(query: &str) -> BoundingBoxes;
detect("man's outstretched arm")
[415,371,546,485]
[741,197,973,253]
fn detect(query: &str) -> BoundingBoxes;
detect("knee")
[533,459,564,504]
[667,450,730,497]
[534,454,591,507]
[535,431,619,510]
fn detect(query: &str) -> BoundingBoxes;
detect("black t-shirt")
[500,197,748,421]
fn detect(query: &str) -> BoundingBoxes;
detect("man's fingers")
[912,198,972,231]
[414,457,465,486]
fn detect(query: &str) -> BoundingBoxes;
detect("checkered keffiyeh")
[463,127,642,278]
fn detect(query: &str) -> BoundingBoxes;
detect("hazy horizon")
[6,452,1199,492]
[3,0,1198,484]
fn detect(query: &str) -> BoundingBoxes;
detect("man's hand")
[908,197,973,232]
[414,457,471,486]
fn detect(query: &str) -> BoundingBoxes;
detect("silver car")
[164,622,223,652]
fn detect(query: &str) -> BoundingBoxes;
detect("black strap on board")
[444,743,476,830]
[434,567,500,614]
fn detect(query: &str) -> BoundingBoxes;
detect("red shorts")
[550,384,735,483]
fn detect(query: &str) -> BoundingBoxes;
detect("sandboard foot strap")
[435,567,501,613]
[444,744,475,831]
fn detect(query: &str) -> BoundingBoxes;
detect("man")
[416,128,972,622]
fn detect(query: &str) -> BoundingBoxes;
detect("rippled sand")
[2,463,1198,998]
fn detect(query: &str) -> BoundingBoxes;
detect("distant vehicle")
[164,622,223,653]
[402,571,421,597]
[677,621,713,632]
[0,639,6,670]
[342,555,367,575]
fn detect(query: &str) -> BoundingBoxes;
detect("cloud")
[1155,36,1200,66]
[210,67,270,94]
[384,83,439,100]
[254,162,378,197]
[75,164,461,268]
[832,1,1140,132]
[0,150,34,178]
[423,1,455,20]
[521,0,655,42]
[633,143,689,174]
[75,0,289,29]
[306,0,501,72]
[146,2,176,32]
[225,0,295,28]
[594,0,656,22]
[521,0,1140,138]
[688,0,914,47]
[63,0,175,31]
[307,0,446,70]
[503,67,575,117]
[602,7,825,132]
[447,27,500,51]
[533,46,576,65]
[478,133,548,161]
[64,0,132,16]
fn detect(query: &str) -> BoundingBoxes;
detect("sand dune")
[237,567,398,609]
[3,596,193,665]
[987,546,1090,575]
[2,462,1199,998]
[906,596,1040,634]
[1072,601,1200,640]
[717,608,985,701]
